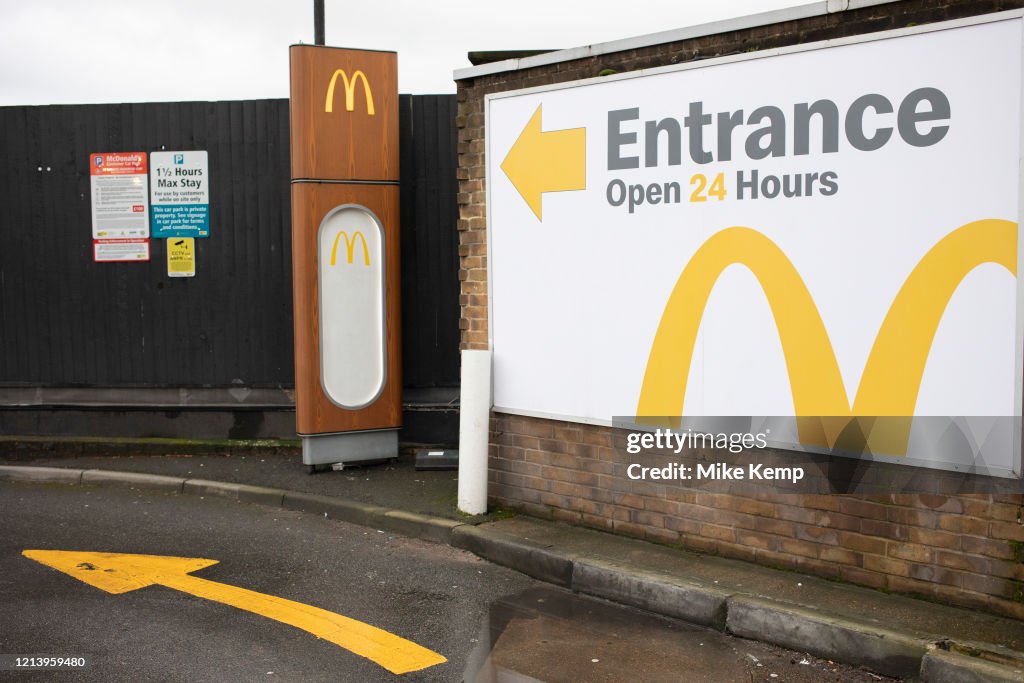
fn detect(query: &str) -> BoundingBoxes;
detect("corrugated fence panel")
[0,100,294,389]
[399,95,460,389]
[0,95,458,392]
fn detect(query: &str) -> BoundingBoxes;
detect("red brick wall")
[457,0,1024,619]
[488,414,1024,618]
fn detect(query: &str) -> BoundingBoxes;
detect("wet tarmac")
[465,586,899,683]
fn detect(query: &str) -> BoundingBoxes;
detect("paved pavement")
[1,444,1023,681]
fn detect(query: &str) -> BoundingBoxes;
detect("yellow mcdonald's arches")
[330,230,371,266]
[325,69,375,115]
[637,219,1017,453]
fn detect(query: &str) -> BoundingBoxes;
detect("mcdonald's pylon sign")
[289,45,400,465]
[325,70,375,115]
[288,45,397,182]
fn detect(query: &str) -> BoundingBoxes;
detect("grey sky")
[1,1,797,105]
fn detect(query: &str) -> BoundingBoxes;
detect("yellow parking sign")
[167,238,195,277]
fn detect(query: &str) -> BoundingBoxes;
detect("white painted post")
[458,349,492,515]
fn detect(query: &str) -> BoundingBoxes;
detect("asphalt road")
[0,482,897,682]
[0,481,535,682]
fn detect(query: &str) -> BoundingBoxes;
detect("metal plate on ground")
[415,449,459,471]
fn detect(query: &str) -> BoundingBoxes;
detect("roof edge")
[452,0,898,82]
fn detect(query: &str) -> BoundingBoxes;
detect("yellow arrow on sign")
[500,104,586,220]
[22,550,446,675]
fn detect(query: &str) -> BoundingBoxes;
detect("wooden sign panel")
[291,183,401,435]
[289,46,399,182]
[289,45,401,440]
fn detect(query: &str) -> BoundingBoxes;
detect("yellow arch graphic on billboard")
[637,219,1017,452]
[330,230,371,266]
[325,69,375,115]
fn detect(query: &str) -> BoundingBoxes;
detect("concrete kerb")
[920,649,1024,683]
[81,469,186,492]
[280,491,391,528]
[571,558,730,630]
[0,465,84,485]
[450,524,575,587]
[382,509,463,545]
[1,463,1020,681]
[182,479,286,507]
[726,595,928,680]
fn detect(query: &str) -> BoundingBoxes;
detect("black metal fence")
[398,95,460,391]
[0,96,459,438]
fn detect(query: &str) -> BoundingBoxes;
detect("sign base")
[301,429,399,466]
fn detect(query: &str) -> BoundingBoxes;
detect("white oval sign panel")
[318,204,386,409]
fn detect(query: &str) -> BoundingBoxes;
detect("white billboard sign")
[486,15,1024,477]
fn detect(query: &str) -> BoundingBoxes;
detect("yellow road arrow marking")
[500,104,586,220]
[22,550,446,675]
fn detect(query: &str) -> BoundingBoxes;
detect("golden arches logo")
[330,230,370,266]
[637,219,1017,454]
[325,69,375,115]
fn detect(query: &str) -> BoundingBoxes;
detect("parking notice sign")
[90,152,150,262]
[150,151,210,238]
